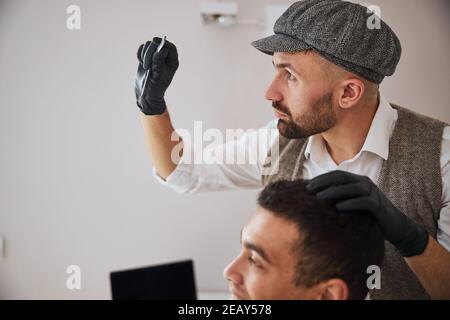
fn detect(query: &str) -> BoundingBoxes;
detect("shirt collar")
[304,92,397,161]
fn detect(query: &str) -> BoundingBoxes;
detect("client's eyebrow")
[240,228,272,265]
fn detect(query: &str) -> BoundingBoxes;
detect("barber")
[134,0,450,299]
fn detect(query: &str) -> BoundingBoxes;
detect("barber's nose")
[223,257,243,286]
[264,77,282,102]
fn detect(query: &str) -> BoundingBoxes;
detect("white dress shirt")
[153,93,450,252]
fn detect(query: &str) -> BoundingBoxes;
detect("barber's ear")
[317,278,349,300]
[338,78,365,110]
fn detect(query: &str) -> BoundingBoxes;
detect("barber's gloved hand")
[306,170,429,257]
[135,37,179,115]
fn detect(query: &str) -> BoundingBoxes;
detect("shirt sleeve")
[437,126,450,252]
[152,119,279,194]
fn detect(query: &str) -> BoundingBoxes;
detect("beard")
[273,92,337,139]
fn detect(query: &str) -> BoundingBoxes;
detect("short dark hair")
[257,179,384,300]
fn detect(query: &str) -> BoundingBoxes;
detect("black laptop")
[110,259,197,300]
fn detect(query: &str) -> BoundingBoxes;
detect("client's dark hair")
[257,179,384,300]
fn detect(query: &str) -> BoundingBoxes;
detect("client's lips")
[229,287,246,300]
[230,291,244,300]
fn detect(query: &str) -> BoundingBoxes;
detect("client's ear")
[317,278,349,300]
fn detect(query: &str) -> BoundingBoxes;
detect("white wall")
[0,0,448,299]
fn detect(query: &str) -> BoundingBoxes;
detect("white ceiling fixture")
[200,2,289,32]
[200,2,239,27]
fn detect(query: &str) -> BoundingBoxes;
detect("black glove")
[135,37,179,115]
[306,170,429,257]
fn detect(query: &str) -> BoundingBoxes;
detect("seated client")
[223,179,385,300]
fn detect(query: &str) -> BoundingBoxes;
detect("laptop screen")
[110,259,197,300]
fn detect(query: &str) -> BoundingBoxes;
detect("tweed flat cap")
[252,0,401,84]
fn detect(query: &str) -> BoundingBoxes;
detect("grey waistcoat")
[261,105,448,299]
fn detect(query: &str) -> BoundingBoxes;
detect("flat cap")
[252,0,401,84]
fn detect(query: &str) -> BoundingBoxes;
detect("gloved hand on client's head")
[307,170,429,257]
